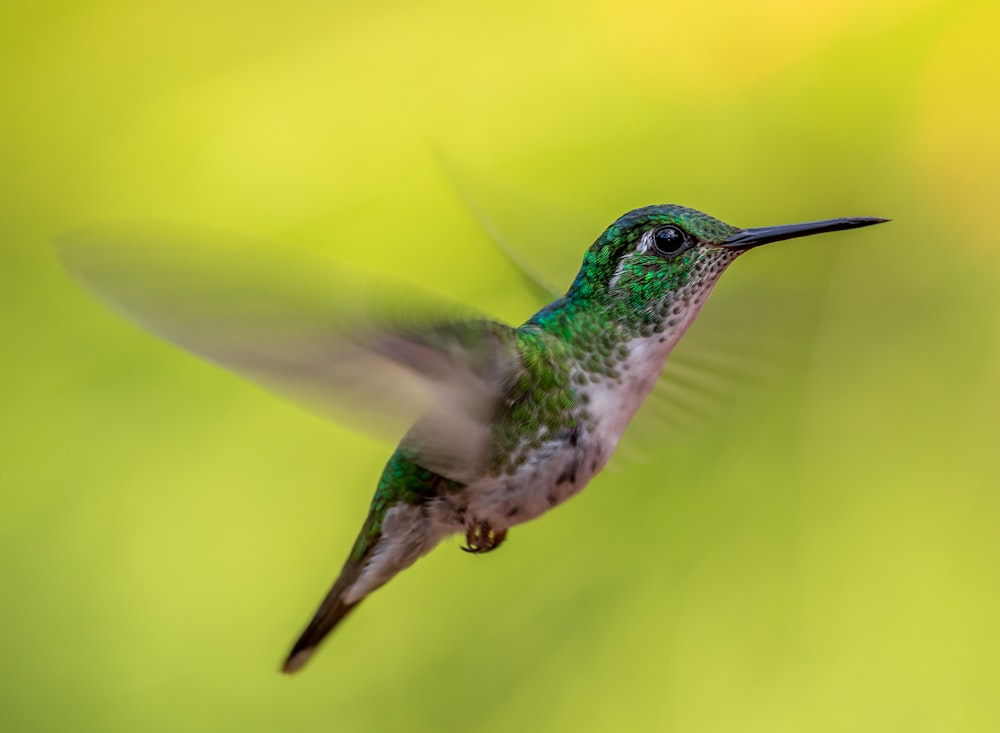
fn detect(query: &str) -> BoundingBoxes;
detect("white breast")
[453,334,674,533]
[585,336,674,450]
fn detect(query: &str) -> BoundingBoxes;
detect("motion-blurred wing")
[433,148,562,303]
[55,225,518,480]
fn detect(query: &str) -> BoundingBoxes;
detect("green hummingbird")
[56,204,886,674]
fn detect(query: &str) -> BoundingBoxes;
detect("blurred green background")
[3,0,999,731]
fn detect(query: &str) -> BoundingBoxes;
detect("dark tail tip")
[280,598,360,675]
[282,646,315,675]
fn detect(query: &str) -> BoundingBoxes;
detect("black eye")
[652,226,689,256]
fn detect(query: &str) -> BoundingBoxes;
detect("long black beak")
[721,216,889,251]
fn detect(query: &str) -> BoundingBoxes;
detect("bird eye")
[651,226,690,256]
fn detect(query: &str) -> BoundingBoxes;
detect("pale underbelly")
[428,368,660,533]
[428,433,613,533]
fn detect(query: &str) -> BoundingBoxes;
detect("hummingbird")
[55,204,887,674]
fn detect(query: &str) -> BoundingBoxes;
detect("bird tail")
[281,563,364,674]
[282,517,381,674]
[281,500,443,674]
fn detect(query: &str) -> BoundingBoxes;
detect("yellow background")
[3,1,999,731]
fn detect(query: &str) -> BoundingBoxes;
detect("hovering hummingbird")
[56,204,887,673]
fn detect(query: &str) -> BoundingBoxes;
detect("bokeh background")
[3,0,999,731]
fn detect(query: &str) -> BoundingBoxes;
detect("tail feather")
[281,500,444,673]
[282,558,365,674]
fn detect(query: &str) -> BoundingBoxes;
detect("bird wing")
[55,224,519,480]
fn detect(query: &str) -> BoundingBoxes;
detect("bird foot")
[461,521,507,554]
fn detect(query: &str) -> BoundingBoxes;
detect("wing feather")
[55,224,519,478]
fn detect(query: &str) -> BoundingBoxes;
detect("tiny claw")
[461,521,507,554]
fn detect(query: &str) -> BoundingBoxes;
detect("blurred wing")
[433,147,562,303]
[621,284,820,461]
[55,225,518,480]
